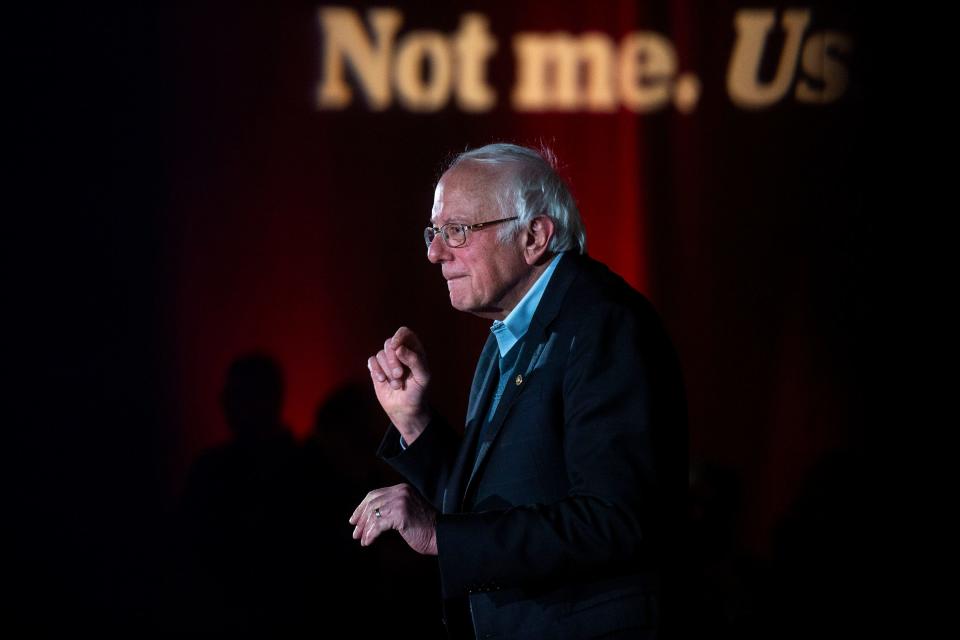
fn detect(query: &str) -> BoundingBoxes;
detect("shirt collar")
[490,252,565,357]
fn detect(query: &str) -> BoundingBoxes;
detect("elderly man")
[351,143,686,639]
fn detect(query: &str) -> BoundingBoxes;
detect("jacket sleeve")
[435,302,684,597]
[377,414,463,510]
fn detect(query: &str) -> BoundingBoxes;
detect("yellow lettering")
[618,32,677,113]
[453,14,498,112]
[316,8,402,110]
[796,31,852,104]
[395,32,453,112]
[727,9,810,109]
[512,32,616,112]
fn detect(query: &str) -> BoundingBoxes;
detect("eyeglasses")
[424,216,519,249]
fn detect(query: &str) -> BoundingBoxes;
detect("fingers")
[348,484,412,548]
[360,504,387,546]
[368,349,401,390]
[367,327,428,391]
[348,495,366,525]
[367,356,387,384]
[349,487,384,525]
[392,326,426,359]
[383,337,404,380]
[350,486,398,547]
[392,326,429,383]
[353,509,382,546]
[395,343,428,384]
[376,349,402,390]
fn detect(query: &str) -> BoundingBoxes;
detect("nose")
[426,233,451,264]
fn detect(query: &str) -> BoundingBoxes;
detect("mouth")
[444,275,466,290]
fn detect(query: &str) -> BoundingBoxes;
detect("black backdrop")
[12,0,878,633]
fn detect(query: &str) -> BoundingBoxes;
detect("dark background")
[12,0,877,634]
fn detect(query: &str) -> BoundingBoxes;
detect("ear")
[522,216,555,266]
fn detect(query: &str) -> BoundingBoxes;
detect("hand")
[367,326,431,443]
[349,483,438,556]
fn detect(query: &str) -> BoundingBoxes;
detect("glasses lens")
[424,227,436,247]
[445,224,467,247]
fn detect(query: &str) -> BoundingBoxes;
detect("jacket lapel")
[443,335,498,513]
[460,253,582,506]
[465,336,499,429]
[463,338,536,497]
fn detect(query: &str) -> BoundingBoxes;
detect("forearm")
[377,414,462,509]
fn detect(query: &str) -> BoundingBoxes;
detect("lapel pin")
[515,373,523,385]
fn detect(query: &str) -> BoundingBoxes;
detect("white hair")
[446,143,587,254]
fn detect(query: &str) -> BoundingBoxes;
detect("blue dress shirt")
[485,252,565,421]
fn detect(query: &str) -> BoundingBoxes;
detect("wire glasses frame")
[423,216,519,249]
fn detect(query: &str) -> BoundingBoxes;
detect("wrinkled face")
[428,164,531,319]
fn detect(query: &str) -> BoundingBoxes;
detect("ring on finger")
[374,507,382,519]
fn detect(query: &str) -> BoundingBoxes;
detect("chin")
[447,282,475,311]
[448,295,475,313]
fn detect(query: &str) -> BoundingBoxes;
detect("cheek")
[470,268,494,296]
[448,278,474,302]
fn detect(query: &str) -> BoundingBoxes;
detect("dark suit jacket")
[379,252,687,639]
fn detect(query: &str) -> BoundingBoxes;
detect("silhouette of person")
[178,354,309,634]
